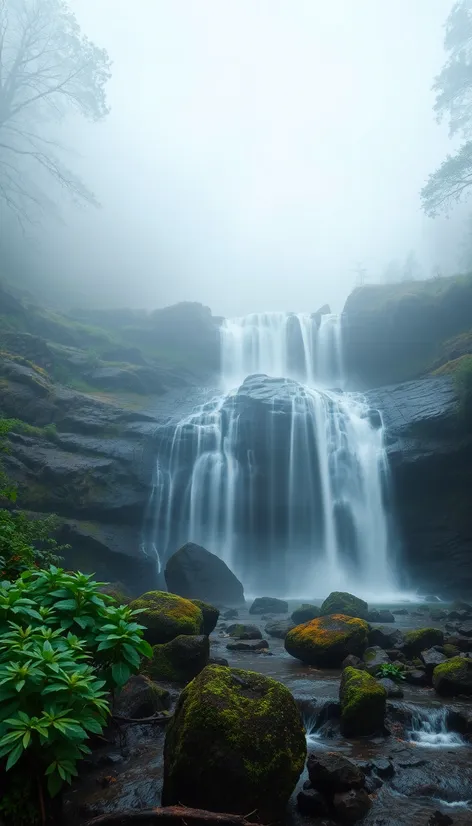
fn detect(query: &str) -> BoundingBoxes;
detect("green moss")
[130,591,203,645]
[320,591,368,619]
[403,627,444,656]
[162,665,306,820]
[190,600,219,635]
[432,656,472,696]
[340,666,387,737]
[443,644,460,658]
[143,634,209,683]
[291,604,321,624]
[285,613,369,666]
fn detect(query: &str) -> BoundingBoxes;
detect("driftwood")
[112,713,173,726]
[85,805,261,826]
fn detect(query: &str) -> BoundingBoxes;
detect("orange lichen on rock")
[284,614,369,666]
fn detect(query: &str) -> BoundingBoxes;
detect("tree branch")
[84,806,262,826]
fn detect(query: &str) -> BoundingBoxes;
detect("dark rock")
[430,608,448,621]
[428,812,454,826]
[208,656,229,667]
[449,609,471,621]
[264,619,295,639]
[404,669,428,686]
[392,608,409,615]
[114,675,171,717]
[342,655,366,670]
[285,615,369,666]
[420,647,448,677]
[377,677,404,698]
[451,600,472,614]
[249,597,288,615]
[403,628,444,656]
[368,625,404,649]
[222,609,239,620]
[191,600,220,635]
[162,665,306,821]
[433,656,472,696]
[445,634,471,652]
[371,758,394,779]
[165,543,245,606]
[367,609,395,623]
[363,645,390,675]
[226,623,262,640]
[291,603,321,624]
[307,752,365,793]
[144,635,209,683]
[457,621,472,637]
[130,591,204,645]
[296,787,329,817]
[332,788,372,822]
[226,639,269,651]
[320,591,368,620]
[340,667,387,737]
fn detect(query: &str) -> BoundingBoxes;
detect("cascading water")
[145,311,397,598]
[408,706,464,748]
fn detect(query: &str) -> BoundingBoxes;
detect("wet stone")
[371,758,395,779]
[226,639,269,651]
[332,788,372,823]
[226,623,262,640]
[377,677,404,698]
[404,669,428,686]
[296,787,329,817]
[342,654,365,670]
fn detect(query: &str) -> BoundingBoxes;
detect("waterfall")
[145,311,397,598]
[408,706,464,748]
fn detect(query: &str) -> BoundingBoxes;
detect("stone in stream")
[403,627,444,656]
[457,621,472,637]
[285,614,369,666]
[377,677,404,698]
[342,654,366,670]
[291,603,321,624]
[165,542,245,606]
[332,788,372,822]
[249,596,288,615]
[114,675,171,717]
[222,609,239,620]
[226,639,269,651]
[307,752,366,793]
[363,645,390,675]
[432,656,472,696]
[371,757,394,779]
[420,647,448,678]
[162,664,306,821]
[368,625,404,649]
[143,635,209,683]
[264,618,295,639]
[367,609,395,623]
[226,623,262,640]
[320,591,369,620]
[340,667,387,737]
[404,669,428,686]
[190,600,219,635]
[208,656,229,667]
[296,786,329,817]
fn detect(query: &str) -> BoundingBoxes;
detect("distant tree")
[422,1,472,216]
[0,0,111,222]
[352,262,367,287]
[402,250,422,281]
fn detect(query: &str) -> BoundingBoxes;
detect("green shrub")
[0,567,152,803]
[376,663,405,682]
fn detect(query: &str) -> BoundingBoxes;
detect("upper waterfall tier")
[221,312,344,390]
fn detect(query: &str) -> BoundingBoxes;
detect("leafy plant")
[376,663,405,682]
[0,567,152,804]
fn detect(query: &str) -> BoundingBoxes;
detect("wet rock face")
[164,543,245,607]
[363,645,390,675]
[307,752,366,793]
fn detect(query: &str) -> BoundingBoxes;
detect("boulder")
[226,623,262,640]
[368,625,404,649]
[307,752,365,793]
[367,609,395,623]
[403,627,444,656]
[209,656,229,667]
[264,619,295,639]
[144,635,209,683]
[342,655,365,670]
[371,757,394,779]
[130,591,203,644]
[249,597,288,615]
[377,677,404,698]
[457,621,472,637]
[285,614,369,667]
[432,656,472,696]
[222,609,239,620]
[404,669,428,686]
[451,600,472,615]
[296,786,329,817]
[162,665,306,820]
[190,600,219,635]
[430,608,448,621]
[340,667,387,737]
[320,591,368,620]
[291,603,321,624]
[428,813,454,826]
[164,543,245,606]
[226,639,269,652]
[114,675,171,717]
[363,646,390,675]
[420,647,448,678]
[332,788,372,823]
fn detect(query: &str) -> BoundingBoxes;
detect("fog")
[1,0,462,315]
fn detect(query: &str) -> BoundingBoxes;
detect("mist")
[1,0,460,315]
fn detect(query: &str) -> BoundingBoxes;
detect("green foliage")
[453,353,472,421]
[376,663,405,682]
[0,567,152,799]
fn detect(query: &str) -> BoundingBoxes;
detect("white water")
[146,311,397,598]
[408,706,464,748]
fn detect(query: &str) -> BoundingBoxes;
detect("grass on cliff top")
[345,273,472,314]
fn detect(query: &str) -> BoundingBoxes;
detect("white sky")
[37,0,457,314]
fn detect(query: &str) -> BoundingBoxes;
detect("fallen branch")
[112,713,173,726]
[84,804,261,826]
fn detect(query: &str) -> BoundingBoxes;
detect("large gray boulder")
[165,543,245,606]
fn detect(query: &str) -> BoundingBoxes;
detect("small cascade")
[145,310,397,597]
[408,707,464,748]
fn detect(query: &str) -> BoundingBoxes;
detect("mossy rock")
[162,665,306,820]
[320,591,368,620]
[191,600,220,635]
[443,644,460,658]
[403,627,444,657]
[432,656,472,696]
[99,583,131,606]
[291,603,321,624]
[340,667,387,737]
[285,614,369,666]
[114,675,171,717]
[130,590,204,645]
[143,635,209,683]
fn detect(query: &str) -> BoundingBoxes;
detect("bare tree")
[0,0,111,222]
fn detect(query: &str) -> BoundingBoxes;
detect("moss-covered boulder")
[291,603,321,624]
[191,600,219,635]
[249,597,288,615]
[99,583,131,605]
[143,635,209,683]
[130,590,203,645]
[320,591,368,620]
[226,623,262,640]
[432,657,472,696]
[162,665,306,820]
[340,666,387,737]
[114,675,171,717]
[403,627,444,657]
[285,614,369,666]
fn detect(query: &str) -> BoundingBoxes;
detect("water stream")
[145,311,397,598]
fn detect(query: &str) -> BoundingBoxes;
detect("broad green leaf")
[6,741,24,770]
[111,662,131,687]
